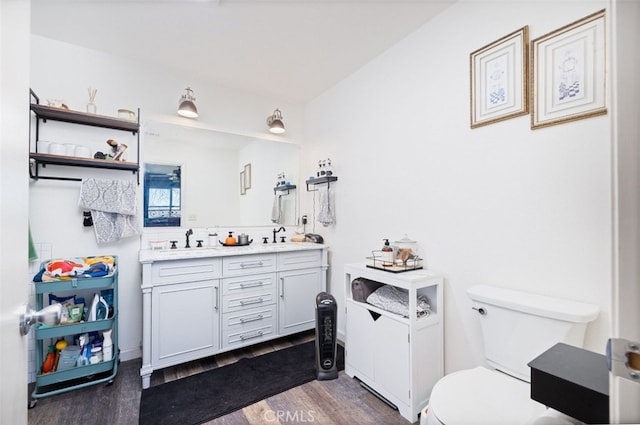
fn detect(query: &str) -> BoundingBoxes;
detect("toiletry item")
[208,232,218,247]
[41,345,56,374]
[225,231,236,245]
[238,233,249,245]
[48,143,65,155]
[382,239,394,265]
[64,143,77,156]
[36,140,51,153]
[75,145,92,158]
[102,329,113,362]
[90,346,103,364]
[394,234,419,260]
[76,334,89,366]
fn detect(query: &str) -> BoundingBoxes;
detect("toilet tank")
[467,285,599,383]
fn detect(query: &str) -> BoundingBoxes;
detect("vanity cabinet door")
[151,279,220,369]
[278,268,322,336]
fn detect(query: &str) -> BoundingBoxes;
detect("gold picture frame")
[240,171,246,195]
[470,26,529,128]
[531,9,607,129]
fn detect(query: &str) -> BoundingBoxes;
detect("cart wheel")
[28,399,37,409]
[106,380,114,387]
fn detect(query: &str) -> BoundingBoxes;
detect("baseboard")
[119,346,141,362]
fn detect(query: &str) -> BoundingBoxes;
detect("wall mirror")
[142,121,300,228]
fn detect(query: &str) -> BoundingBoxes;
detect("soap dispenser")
[382,239,394,265]
[225,231,236,245]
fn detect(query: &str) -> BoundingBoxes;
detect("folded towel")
[271,194,282,224]
[79,178,139,244]
[366,285,432,318]
[33,256,117,282]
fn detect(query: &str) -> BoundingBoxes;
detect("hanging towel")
[28,224,38,262]
[271,194,282,224]
[317,185,335,227]
[78,178,139,244]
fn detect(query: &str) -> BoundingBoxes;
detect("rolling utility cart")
[30,256,119,408]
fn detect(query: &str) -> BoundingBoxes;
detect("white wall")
[28,35,304,366]
[303,0,612,373]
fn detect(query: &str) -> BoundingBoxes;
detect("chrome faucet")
[185,228,193,248]
[272,226,286,243]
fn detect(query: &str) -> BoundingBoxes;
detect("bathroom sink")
[260,242,316,252]
[154,247,221,258]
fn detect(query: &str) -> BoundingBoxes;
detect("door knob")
[19,303,62,336]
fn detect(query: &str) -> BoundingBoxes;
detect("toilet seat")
[427,366,546,425]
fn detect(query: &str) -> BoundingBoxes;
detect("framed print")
[531,9,606,129]
[244,163,252,189]
[240,171,246,195]
[470,26,529,128]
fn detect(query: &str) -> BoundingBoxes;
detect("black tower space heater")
[315,292,338,380]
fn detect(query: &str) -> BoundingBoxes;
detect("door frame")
[610,0,640,422]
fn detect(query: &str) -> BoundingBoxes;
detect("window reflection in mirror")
[143,163,182,227]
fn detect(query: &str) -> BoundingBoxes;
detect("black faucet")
[185,228,193,248]
[272,226,286,243]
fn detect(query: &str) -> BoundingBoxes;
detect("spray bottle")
[102,329,113,362]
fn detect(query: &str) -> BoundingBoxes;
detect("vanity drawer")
[222,272,276,296]
[222,254,276,277]
[151,258,222,285]
[221,304,277,349]
[222,319,276,350]
[222,288,276,313]
[277,249,322,271]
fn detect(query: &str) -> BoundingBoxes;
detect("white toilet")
[421,284,599,425]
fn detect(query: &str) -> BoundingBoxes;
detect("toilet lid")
[429,366,546,425]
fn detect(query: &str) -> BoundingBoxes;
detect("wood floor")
[28,331,416,425]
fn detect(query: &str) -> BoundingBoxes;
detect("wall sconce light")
[267,109,285,134]
[177,87,198,118]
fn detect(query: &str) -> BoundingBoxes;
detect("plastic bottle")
[90,346,103,364]
[102,329,113,362]
[382,239,394,265]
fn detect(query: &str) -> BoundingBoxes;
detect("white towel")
[317,185,335,226]
[271,194,282,224]
[79,178,139,244]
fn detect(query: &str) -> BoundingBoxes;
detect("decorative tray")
[219,240,253,247]
[365,256,423,273]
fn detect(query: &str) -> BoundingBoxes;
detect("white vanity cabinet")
[141,257,222,388]
[344,263,443,423]
[221,254,278,349]
[140,244,327,388]
[278,250,323,335]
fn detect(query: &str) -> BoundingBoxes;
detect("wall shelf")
[29,89,140,182]
[273,184,296,195]
[305,175,337,191]
[30,103,139,134]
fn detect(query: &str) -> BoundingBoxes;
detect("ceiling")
[31,0,453,103]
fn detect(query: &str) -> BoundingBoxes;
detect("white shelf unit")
[344,263,443,423]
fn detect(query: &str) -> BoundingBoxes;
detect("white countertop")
[139,241,327,263]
